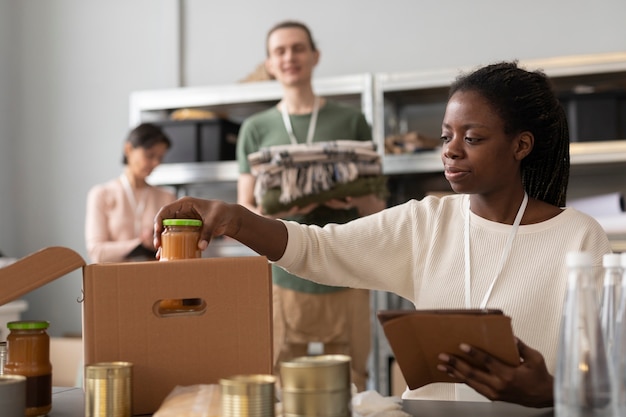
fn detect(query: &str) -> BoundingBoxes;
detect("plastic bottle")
[613,252,626,415]
[599,253,622,357]
[4,320,52,417]
[554,251,614,417]
[0,341,7,375]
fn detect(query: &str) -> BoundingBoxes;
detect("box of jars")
[0,247,273,416]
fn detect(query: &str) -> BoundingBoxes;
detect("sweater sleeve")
[276,201,419,301]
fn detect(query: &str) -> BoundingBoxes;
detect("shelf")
[147,140,626,186]
[570,140,626,165]
[147,161,239,186]
[129,73,375,127]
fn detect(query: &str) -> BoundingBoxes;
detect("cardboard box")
[0,247,273,415]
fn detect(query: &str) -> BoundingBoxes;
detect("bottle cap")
[603,253,622,268]
[7,320,49,330]
[566,251,592,268]
[162,219,202,227]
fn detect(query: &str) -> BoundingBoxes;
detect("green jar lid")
[7,320,49,330]
[162,219,202,227]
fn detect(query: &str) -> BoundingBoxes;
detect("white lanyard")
[120,173,146,238]
[280,96,320,145]
[463,192,528,309]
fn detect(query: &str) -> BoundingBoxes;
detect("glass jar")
[159,219,203,313]
[160,219,202,261]
[4,320,52,417]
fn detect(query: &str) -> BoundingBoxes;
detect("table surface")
[51,387,554,417]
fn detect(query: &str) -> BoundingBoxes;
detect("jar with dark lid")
[4,320,52,417]
[160,219,202,261]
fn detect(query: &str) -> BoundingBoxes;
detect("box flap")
[0,246,85,306]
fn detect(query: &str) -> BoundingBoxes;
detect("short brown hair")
[266,20,317,56]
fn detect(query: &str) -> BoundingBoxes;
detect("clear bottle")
[599,253,622,357]
[554,251,614,417]
[0,341,7,375]
[4,320,52,417]
[613,252,626,415]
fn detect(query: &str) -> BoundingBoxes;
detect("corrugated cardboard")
[378,309,519,390]
[0,247,273,416]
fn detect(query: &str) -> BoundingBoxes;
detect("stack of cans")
[280,355,352,417]
[220,374,276,417]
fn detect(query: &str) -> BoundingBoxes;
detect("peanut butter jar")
[159,219,203,312]
[4,320,52,417]
[160,219,202,261]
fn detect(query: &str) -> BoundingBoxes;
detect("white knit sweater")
[276,194,612,401]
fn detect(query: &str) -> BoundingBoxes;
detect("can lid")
[163,219,202,227]
[7,320,49,330]
[85,362,133,379]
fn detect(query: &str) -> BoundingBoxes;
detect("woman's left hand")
[437,337,554,408]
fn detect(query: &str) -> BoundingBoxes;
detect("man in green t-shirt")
[236,20,386,391]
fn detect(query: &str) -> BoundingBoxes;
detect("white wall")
[0,0,18,257]
[1,0,625,337]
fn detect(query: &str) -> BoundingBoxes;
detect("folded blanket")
[249,140,384,211]
[260,175,389,215]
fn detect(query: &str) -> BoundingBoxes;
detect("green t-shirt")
[236,100,373,294]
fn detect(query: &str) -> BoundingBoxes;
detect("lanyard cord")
[120,173,146,238]
[464,192,528,309]
[280,96,320,145]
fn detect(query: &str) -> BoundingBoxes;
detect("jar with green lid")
[4,320,52,417]
[160,218,202,261]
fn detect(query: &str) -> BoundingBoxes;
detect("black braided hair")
[449,61,570,207]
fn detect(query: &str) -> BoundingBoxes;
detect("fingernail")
[437,364,447,372]
[199,240,208,250]
[438,353,449,362]
[460,343,470,352]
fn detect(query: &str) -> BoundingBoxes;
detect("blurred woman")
[85,123,176,263]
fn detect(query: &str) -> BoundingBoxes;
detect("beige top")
[85,177,175,263]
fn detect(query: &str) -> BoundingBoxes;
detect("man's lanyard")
[280,96,320,145]
[120,173,146,238]
[463,192,528,309]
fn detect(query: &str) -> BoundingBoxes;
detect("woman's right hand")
[153,197,288,261]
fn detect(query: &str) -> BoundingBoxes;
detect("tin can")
[160,219,203,260]
[220,374,276,417]
[85,361,133,417]
[4,320,52,417]
[0,374,27,417]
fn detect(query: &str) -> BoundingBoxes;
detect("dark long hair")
[449,61,570,207]
[122,123,171,165]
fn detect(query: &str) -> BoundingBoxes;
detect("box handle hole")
[153,298,207,317]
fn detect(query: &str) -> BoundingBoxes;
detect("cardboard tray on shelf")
[0,247,273,416]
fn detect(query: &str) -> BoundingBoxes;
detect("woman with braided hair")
[154,61,611,407]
